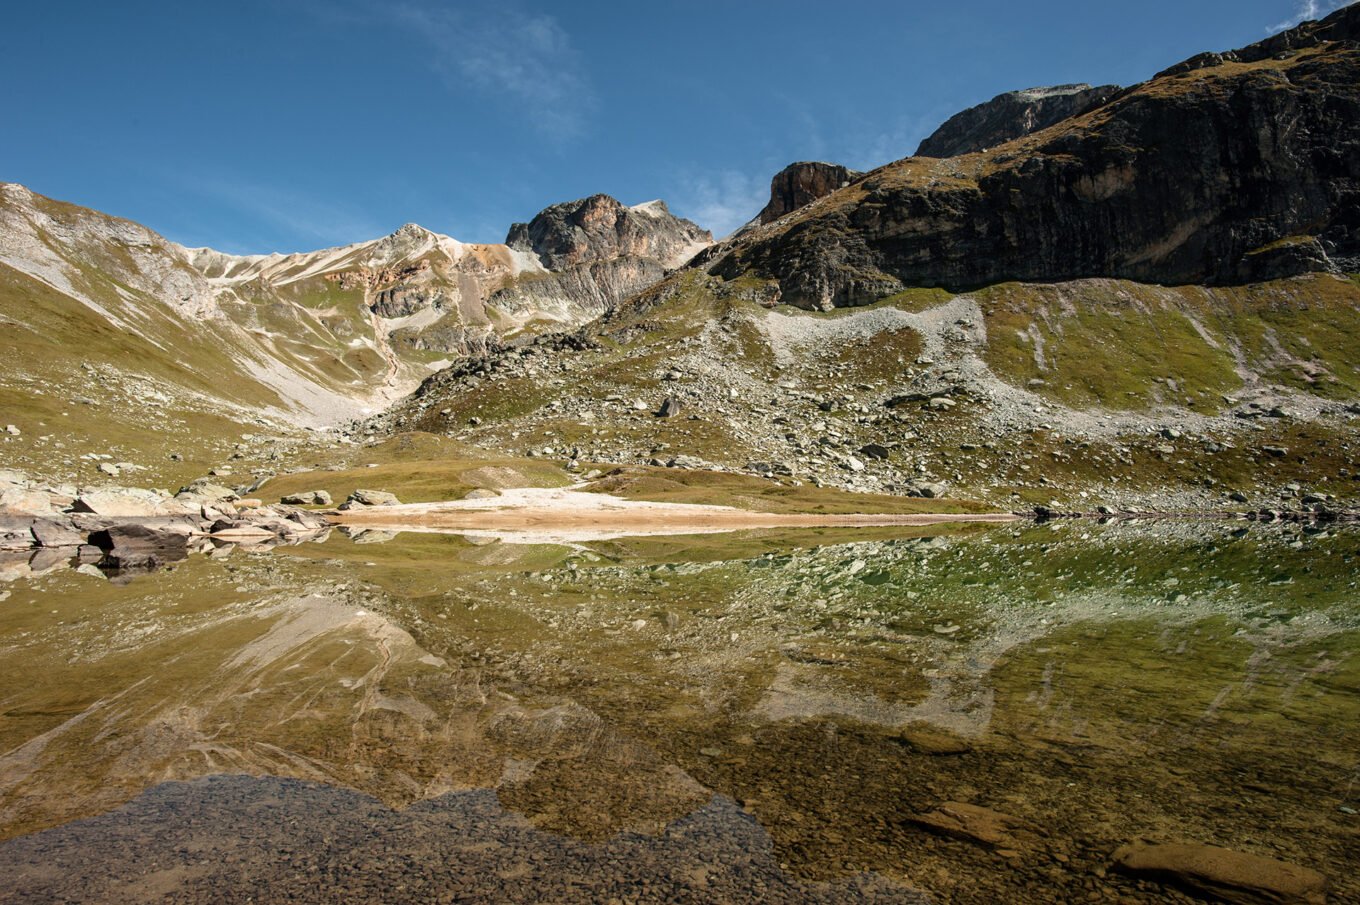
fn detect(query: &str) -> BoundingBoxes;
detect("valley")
[2,4,1359,903]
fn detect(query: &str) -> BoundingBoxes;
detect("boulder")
[347,489,400,507]
[910,802,1042,850]
[30,518,86,548]
[72,490,192,518]
[176,480,239,504]
[463,488,500,500]
[88,519,195,569]
[285,509,328,531]
[914,483,949,499]
[859,443,891,461]
[655,396,683,418]
[0,487,56,515]
[281,490,331,506]
[1113,842,1327,905]
[0,518,37,550]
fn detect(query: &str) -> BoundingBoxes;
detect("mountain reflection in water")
[0,522,1356,903]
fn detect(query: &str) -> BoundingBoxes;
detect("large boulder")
[345,489,400,507]
[0,487,56,515]
[30,518,86,548]
[88,519,196,569]
[72,489,193,518]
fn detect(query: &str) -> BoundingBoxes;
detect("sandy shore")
[329,487,1018,543]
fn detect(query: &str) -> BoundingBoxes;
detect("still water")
[0,521,1356,903]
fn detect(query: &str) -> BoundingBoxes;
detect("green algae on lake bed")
[0,521,1356,903]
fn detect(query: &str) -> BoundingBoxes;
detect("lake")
[0,520,1355,903]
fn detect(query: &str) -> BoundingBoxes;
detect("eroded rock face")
[915,84,1121,158]
[507,195,711,271]
[708,6,1360,308]
[758,162,863,224]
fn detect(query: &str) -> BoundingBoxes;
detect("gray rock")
[281,490,332,506]
[347,489,400,507]
[89,519,196,569]
[655,396,683,418]
[30,518,85,548]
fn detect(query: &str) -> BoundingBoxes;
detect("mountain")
[2,7,1358,516]
[915,84,1122,159]
[702,4,1360,308]
[0,183,709,485]
[377,8,1360,514]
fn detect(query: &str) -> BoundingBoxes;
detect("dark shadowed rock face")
[758,162,863,224]
[916,84,1122,159]
[507,195,711,271]
[707,5,1360,309]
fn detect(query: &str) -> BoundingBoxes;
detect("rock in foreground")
[1113,842,1327,905]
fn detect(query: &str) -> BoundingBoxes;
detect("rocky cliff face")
[507,195,711,271]
[757,162,863,224]
[915,84,1121,158]
[704,6,1360,309]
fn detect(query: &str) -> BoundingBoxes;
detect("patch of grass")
[976,281,1243,411]
[260,433,573,504]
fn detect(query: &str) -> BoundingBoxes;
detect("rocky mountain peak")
[757,162,863,225]
[915,83,1122,158]
[707,5,1360,308]
[506,194,712,271]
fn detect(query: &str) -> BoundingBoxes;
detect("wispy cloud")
[387,2,595,140]
[669,170,770,240]
[173,175,385,253]
[1268,0,1356,34]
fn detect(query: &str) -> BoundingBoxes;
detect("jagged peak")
[388,222,439,241]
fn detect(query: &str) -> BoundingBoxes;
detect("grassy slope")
[0,262,299,486]
[975,274,1360,410]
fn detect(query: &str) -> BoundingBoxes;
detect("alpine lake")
[0,517,1356,904]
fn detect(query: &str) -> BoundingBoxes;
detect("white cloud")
[1268,0,1356,34]
[668,170,770,240]
[389,3,595,140]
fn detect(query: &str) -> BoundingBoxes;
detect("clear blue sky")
[2,0,1350,252]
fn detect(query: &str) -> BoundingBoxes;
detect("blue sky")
[2,0,1352,252]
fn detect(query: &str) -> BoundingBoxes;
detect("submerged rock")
[910,802,1042,849]
[1113,842,1327,905]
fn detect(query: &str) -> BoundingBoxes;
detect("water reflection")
[0,522,1356,902]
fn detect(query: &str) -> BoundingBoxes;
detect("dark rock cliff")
[706,5,1360,309]
[916,84,1122,159]
[758,162,863,224]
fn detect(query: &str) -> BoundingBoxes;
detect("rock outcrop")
[915,84,1121,158]
[704,5,1360,308]
[757,162,863,224]
[496,195,711,321]
[507,195,711,271]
